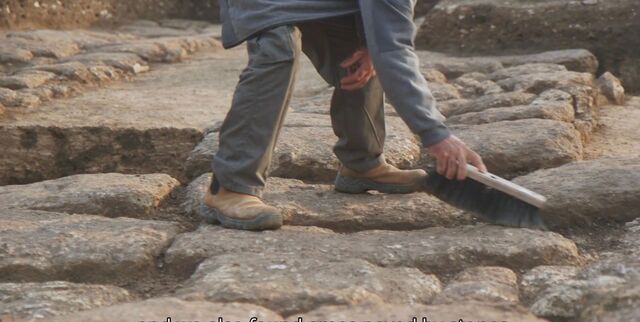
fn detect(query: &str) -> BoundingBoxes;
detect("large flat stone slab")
[0,209,181,283]
[164,225,582,279]
[184,174,474,232]
[49,297,282,322]
[513,157,640,228]
[0,173,179,218]
[177,252,442,316]
[439,91,537,117]
[293,302,548,322]
[449,119,583,178]
[185,116,421,183]
[0,281,132,321]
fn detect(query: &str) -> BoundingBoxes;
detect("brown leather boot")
[202,179,282,230]
[334,162,427,194]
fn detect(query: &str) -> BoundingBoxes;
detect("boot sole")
[334,174,422,194]
[199,204,283,231]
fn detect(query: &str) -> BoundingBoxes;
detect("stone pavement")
[1,20,639,322]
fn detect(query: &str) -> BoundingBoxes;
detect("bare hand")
[427,135,487,180]
[340,48,376,91]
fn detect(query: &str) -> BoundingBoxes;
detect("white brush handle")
[465,165,547,208]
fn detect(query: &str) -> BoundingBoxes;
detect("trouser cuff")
[342,154,385,173]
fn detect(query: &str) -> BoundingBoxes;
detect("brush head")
[423,171,547,230]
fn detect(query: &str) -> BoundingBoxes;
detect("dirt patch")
[0,0,220,30]
[584,96,640,159]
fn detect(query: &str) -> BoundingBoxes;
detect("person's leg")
[205,25,301,230]
[298,16,426,194]
[298,16,386,173]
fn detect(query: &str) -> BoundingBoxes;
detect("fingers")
[456,147,468,181]
[341,68,373,91]
[340,50,365,69]
[436,151,447,176]
[467,150,487,173]
[445,156,458,180]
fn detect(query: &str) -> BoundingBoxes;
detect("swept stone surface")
[496,70,594,93]
[0,173,180,218]
[49,298,282,322]
[446,100,574,125]
[177,252,442,316]
[294,302,548,322]
[0,282,132,321]
[164,225,582,278]
[439,91,536,116]
[497,50,599,74]
[184,174,474,231]
[450,119,583,178]
[0,209,181,283]
[489,63,569,82]
[433,266,519,304]
[185,116,421,182]
[520,266,580,304]
[417,51,504,78]
[513,157,640,228]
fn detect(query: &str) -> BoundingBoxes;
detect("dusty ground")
[1,19,639,322]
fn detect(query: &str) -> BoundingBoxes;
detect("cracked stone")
[0,209,181,283]
[439,91,537,117]
[176,252,442,316]
[449,119,583,178]
[164,224,582,279]
[597,71,625,105]
[0,281,132,321]
[185,116,420,182]
[294,302,547,321]
[433,266,519,304]
[513,157,640,228]
[0,70,56,90]
[0,173,180,218]
[520,266,580,304]
[49,298,282,322]
[183,174,474,231]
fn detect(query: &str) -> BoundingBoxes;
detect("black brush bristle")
[423,172,547,230]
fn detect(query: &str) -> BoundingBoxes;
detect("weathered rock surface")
[185,116,421,182]
[294,302,548,322]
[418,0,639,91]
[0,173,180,218]
[439,91,537,116]
[449,119,583,178]
[452,72,503,98]
[496,50,600,75]
[433,266,519,304]
[514,157,640,228]
[0,209,181,283]
[418,51,504,78]
[0,70,57,90]
[0,125,203,185]
[184,174,474,231]
[524,219,640,321]
[446,101,574,125]
[177,252,442,316]
[48,298,282,322]
[520,266,580,304]
[164,225,582,278]
[597,72,626,105]
[0,282,132,321]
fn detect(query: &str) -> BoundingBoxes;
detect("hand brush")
[423,164,548,229]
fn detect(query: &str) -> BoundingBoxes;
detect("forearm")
[358,0,451,147]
